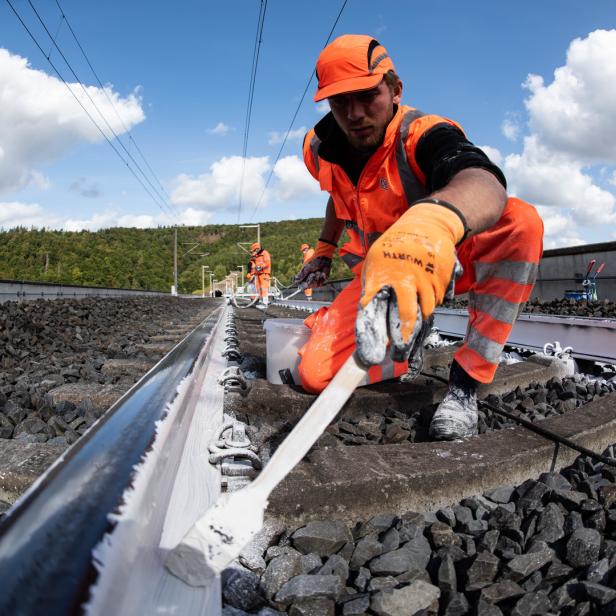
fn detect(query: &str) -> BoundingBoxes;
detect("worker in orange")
[250,242,272,306]
[300,244,315,299]
[294,35,543,440]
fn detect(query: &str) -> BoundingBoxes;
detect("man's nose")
[346,98,364,121]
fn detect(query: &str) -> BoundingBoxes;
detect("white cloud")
[63,210,160,231]
[177,207,213,226]
[523,29,616,162]
[504,135,616,225]
[501,117,520,142]
[272,155,321,201]
[0,201,59,228]
[0,201,213,231]
[170,155,270,210]
[268,127,306,146]
[534,205,584,249]
[69,177,100,198]
[500,30,616,239]
[207,122,231,136]
[0,48,144,196]
[316,101,330,114]
[478,145,502,167]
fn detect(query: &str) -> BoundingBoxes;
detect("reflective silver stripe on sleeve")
[465,329,503,364]
[310,134,321,174]
[474,260,539,285]
[395,109,427,206]
[342,253,364,269]
[469,290,521,325]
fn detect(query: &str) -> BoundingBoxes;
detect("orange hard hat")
[300,243,309,251]
[251,242,261,252]
[314,35,396,102]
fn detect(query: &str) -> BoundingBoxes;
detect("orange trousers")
[255,273,270,300]
[298,198,544,393]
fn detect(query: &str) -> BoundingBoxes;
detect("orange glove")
[294,239,336,288]
[355,201,466,366]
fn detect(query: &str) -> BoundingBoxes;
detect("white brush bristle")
[165,488,266,587]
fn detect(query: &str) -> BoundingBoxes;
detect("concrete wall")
[534,241,616,300]
[0,279,168,303]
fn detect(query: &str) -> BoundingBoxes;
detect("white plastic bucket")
[263,318,311,385]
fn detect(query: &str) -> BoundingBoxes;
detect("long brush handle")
[251,353,367,495]
[282,284,307,300]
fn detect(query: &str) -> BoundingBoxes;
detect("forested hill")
[0,219,352,293]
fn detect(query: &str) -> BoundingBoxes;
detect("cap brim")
[314,74,384,102]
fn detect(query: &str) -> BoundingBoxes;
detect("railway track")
[1,299,616,614]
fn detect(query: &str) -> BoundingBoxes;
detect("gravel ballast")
[223,445,616,615]
[0,297,214,447]
[222,304,616,615]
[443,297,616,319]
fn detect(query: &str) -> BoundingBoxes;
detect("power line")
[5,0,177,222]
[237,0,268,223]
[25,0,179,220]
[248,0,349,222]
[53,0,173,205]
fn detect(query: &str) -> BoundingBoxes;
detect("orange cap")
[251,242,261,252]
[314,35,395,102]
[300,243,309,251]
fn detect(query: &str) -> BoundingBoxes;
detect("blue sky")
[1,0,616,248]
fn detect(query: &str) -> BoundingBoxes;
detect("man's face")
[328,79,402,150]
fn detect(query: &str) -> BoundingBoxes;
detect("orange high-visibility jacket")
[252,250,271,276]
[303,105,463,269]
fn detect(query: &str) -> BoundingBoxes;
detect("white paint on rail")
[85,306,228,615]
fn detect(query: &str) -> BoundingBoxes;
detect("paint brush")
[165,352,368,586]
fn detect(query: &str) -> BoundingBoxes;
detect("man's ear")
[393,80,403,104]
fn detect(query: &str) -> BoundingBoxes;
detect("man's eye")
[358,91,377,102]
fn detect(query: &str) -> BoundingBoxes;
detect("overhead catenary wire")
[247,0,349,222]
[5,0,178,222]
[237,0,268,224]
[52,0,173,205]
[25,0,179,220]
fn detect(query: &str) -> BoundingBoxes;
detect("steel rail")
[433,308,616,363]
[273,300,616,363]
[0,305,224,615]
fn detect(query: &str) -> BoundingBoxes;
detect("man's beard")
[346,125,386,151]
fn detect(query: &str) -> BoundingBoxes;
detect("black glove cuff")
[409,198,471,245]
[318,237,338,247]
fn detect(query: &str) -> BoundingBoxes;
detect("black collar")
[313,105,399,167]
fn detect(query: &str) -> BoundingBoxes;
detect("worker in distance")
[249,242,272,306]
[300,243,315,300]
[294,34,544,440]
